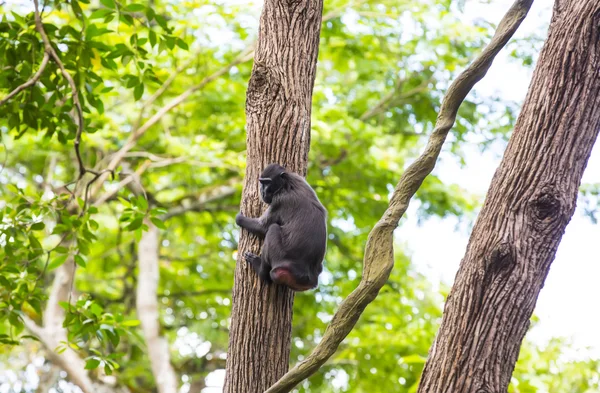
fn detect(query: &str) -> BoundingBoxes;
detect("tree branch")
[0,52,50,106]
[264,1,534,392]
[23,259,97,393]
[136,222,179,393]
[160,177,240,220]
[88,46,255,199]
[132,48,210,131]
[93,160,152,207]
[32,0,86,179]
[360,77,433,121]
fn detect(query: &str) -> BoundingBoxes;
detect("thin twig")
[109,45,256,172]
[160,178,240,221]
[360,77,433,121]
[88,45,255,201]
[0,52,50,106]
[264,1,534,392]
[93,160,152,207]
[33,0,86,179]
[132,50,205,131]
[0,139,8,177]
[80,168,115,216]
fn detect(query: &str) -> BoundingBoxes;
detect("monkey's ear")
[259,177,272,185]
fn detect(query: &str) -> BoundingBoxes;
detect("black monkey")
[235,163,327,291]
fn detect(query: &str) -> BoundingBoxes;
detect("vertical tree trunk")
[224,1,324,392]
[418,1,600,392]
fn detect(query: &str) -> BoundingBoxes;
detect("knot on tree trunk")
[528,186,568,226]
[485,241,516,278]
[246,64,282,112]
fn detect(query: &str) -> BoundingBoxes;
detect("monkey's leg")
[243,252,272,283]
[270,263,316,291]
[263,225,316,291]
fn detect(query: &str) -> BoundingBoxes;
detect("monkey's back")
[277,176,327,266]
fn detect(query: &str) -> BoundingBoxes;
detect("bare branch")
[132,48,211,130]
[44,255,75,331]
[93,160,152,207]
[161,288,231,298]
[88,46,255,199]
[24,259,97,393]
[359,76,405,121]
[136,222,179,393]
[0,52,50,106]
[160,177,240,220]
[360,77,432,121]
[33,0,86,178]
[265,1,534,392]
[107,46,255,173]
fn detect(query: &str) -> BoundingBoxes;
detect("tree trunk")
[418,1,600,392]
[224,1,324,392]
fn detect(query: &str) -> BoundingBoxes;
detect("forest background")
[0,0,599,392]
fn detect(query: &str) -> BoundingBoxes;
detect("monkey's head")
[259,163,287,204]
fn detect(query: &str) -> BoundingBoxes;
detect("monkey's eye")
[259,178,272,185]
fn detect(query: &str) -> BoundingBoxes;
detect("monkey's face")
[259,163,287,204]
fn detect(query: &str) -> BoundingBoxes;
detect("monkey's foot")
[244,252,261,268]
[243,252,271,283]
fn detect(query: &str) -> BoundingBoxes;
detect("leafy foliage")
[0,0,597,392]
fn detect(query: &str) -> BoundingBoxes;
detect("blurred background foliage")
[0,0,599,392]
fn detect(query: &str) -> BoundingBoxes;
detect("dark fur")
[235,163,327,291]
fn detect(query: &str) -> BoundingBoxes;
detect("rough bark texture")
[224,1,324,392]
[418,1,600,392]
[264,1,533,392]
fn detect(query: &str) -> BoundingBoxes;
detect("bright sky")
[396,0,600,359]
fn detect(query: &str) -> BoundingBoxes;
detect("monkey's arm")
[235,211,270,238]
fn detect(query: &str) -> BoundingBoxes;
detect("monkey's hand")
[236,212,268,237]
[235,212,246,227]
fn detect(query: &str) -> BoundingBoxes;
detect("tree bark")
[224,1,324,393]
[137,222,179,393]
[418,1,600,392]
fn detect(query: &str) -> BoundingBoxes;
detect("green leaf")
[20,334,40,342]
[28,234,43,252]
[155,14,168,31]
[89,8,113,19]
[126,217,143,231]
[99,0,115,9]
[123,3,145,12]
[150,208,168,216]
[55,246,70,254]
[136,195,148,211]
[175,38,189,50]
[71,1,83,17]
[31,221,45,231]
[150,217,166,230]
[133,83,144,101]
[74,254,87,268]
[85,358,101,370]
[88,219,99,230]
[122,319,140,327]
[48,255,69,270]
[90,303,103,317]
[149,30,157,47]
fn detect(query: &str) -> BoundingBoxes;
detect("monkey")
[235,163,327,291]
